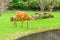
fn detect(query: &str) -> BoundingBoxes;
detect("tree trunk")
[49,5,54,12]
[39,2,45,12]
[0,0,10,16]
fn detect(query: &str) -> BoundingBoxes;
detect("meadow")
[0,10,60,40]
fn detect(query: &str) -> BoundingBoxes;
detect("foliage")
[9,0,39,10]
[9,0,60,11]
[29,1,39,10]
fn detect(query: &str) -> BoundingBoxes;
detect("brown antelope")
[11,11,35,28]
[42,12,54,18]
[32,13,40,20]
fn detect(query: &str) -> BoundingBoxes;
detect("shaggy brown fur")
[32,13,40,20]
[42,12,54,18]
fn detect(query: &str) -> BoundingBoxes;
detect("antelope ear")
[10,17,14,21]
[31,16,36,20]
[35,13,38,14]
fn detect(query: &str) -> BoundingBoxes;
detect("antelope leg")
[14,21,17,27]
[26,20,28,28]
[21,19,23,27]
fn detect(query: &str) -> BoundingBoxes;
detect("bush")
[8,0,60,11]
[29,1,39,10]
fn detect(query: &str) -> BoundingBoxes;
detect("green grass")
[0,10,60,40]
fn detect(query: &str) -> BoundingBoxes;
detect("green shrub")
[29,1,39,10]
[8,0,60,11]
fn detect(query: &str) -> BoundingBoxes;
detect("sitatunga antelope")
[11,11,35,28]
[42,12,54,18]
[31,13,40,20]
